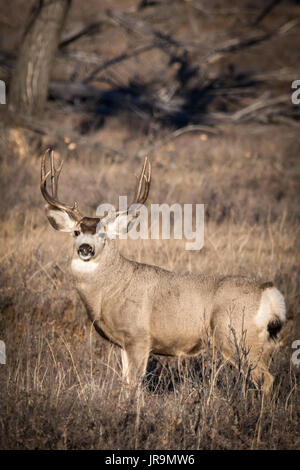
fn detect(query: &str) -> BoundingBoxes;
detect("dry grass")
[1,0,300,449]
[0,123,299,449]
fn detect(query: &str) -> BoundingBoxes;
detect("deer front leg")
[121,341,149,386]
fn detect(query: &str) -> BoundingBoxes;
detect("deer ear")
[45,206,78,232]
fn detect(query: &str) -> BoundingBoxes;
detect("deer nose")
[78,243,95,258]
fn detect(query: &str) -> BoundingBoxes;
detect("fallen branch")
[206,20,298,64]
[231,94,288,121]
[59,22,102,49]
[198,94,294,125]
[48,81,103,100]
[82,44,156,84]
[106,8,184,50]
[47,80,298,129]
[251,0,282,27]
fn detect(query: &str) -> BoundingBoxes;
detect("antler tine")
[49,148,63,198]
[134,156,147,204]
[142,157,151,204]
[109,156,151,218]
[40,148,82,222]
[133,156,151,205]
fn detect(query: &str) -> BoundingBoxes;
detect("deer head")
[41,148,151,262]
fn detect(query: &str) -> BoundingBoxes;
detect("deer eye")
[74,230,80,237]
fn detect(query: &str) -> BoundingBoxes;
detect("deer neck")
[71,241,135,324]
[71,240,132,296]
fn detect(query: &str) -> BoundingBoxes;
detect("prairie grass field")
[0,124,299,449]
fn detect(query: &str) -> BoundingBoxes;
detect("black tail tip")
[260,281,274,290]
[267,318,282,340]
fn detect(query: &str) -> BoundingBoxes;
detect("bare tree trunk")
[3,0,71,158]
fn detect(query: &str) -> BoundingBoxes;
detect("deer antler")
[40,147,82,222]
[133,156,151,206]
[116,156,151,216]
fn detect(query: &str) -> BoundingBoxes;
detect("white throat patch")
[71,258,99,273]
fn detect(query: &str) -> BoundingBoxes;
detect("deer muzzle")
[78,243,95,261]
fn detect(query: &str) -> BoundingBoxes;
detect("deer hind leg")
[248,346,274,396]
[215,346,274,396]
[250,363,274,395]
[121,341,149,386]
[211,321,274,395]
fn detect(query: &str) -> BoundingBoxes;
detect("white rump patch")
[71,259,99,273]
[121,349,130,383]
[255,287,286,330]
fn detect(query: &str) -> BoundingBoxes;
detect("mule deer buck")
[41,148,286,394]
